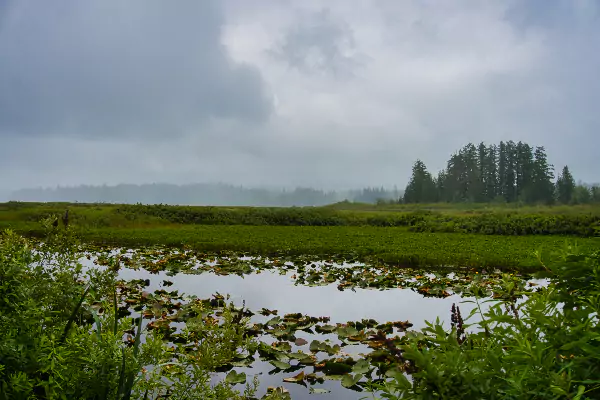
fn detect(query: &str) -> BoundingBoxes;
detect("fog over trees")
[9,183,402,206]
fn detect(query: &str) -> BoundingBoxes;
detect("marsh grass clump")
[0,220,261,400]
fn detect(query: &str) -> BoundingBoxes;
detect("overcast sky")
[1,0,599,196]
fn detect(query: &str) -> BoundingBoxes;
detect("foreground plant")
[0,222,259,399]
[367,248,600,399]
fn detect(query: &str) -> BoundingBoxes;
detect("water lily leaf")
[272,341,292,352]
[305,372,325,384]
[315,324,336,333]
[294,338,308,346]
[337,326,360,338]
[288,352,309,360]
[283,371,306,387]
[325,344,341,356]
[270,360,291,370]
[341,373,362,388]
[225,370,246,385]
[352,360,370,374]
[273,351,290,362]
[309,340,323,353]
[318,361,352,375]
[231,355,255,367]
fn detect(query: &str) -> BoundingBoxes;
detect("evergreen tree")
[444,153,467,202]
[403,160,437,203]
[556,165,575,204]
[461,143,482,202]
[531,146,555,204]
[515,141,534,202]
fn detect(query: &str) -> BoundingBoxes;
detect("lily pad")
[225,370,246,385]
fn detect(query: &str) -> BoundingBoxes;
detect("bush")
[0,222,260,399]
[369,248,600,399]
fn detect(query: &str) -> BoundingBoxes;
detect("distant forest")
[10,183,402,206]
[10,141,599,206]
[404,141,600,204]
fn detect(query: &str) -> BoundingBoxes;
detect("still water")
[114,265,486,399]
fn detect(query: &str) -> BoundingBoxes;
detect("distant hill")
[10,183,403,207]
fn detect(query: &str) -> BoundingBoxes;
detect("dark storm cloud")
[0,0,272,138]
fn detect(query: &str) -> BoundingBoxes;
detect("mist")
[8,183,403,206]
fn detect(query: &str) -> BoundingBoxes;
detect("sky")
[1,0,599,197]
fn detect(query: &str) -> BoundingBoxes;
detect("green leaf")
[574,385,586,400]
[341,373,362,388]
[225,370,247,385]
[270,360,291,370]
[352,360,370,374]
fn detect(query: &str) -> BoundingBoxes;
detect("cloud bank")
[1,0,598,197]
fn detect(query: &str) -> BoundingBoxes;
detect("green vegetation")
[77,226,600,270]
[3,185,600,397]
[2,224,600,398]
[0,226,262,399]
[2,201,600,270]
[373,248,600,399]
[2,201,600,235]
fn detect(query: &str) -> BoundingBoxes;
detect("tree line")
[9,183,402,206]
[403,141,600,204]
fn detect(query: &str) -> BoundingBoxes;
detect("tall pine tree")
[403,160,437,203]
[556,165,575,204]
[531,146,555,204]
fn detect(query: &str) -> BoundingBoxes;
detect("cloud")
[1,0,599,195]
[0,0,273,139]
[222,0,600,182]
[269,7,366,78]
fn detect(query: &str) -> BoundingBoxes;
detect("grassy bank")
[12,224,600,270]
[2,202,600,270]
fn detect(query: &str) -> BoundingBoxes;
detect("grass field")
[2,201,600,234]
[2,201,599,270]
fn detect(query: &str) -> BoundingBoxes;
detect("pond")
[83,250,542,399]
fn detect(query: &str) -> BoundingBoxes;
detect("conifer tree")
[403,160,437,203]
[531,146,555,204]
[556,165,576,204]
